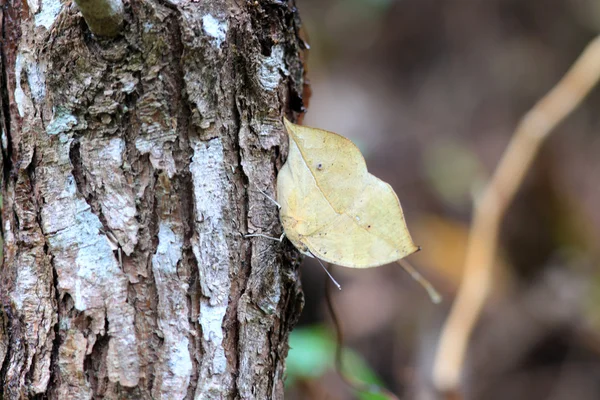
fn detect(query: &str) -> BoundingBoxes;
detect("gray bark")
[0,0,307,398]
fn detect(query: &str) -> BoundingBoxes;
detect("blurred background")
[284,0,600,399]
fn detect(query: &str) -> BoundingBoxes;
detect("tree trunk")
[0,0,307,398]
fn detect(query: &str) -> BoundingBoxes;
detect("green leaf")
[286,326,335,385]
[286,325,393,400]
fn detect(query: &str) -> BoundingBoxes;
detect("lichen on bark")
[0,0,308,398]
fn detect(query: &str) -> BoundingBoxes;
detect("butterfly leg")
[245,232,286,242]
[253,187,281,209]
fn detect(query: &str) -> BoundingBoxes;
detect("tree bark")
[0,0,307,398]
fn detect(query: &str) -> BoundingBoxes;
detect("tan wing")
[278,118,418,267]
[304,176,418,268]
[277,128,338,252]
[283,118,367,212]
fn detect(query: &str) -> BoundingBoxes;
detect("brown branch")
[74,0,124,38]
[432,35,600,394]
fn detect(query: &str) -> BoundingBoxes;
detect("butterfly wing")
[278,118,418,268]
[303,176,418,268]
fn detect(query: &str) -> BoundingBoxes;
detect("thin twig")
[432,35,600,394]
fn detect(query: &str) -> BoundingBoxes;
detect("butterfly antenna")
[397,259,442,304]
[315,257,341,290]
[254,187,281,209]
[245,232,285,242]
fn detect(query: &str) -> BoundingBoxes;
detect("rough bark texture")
[0,0,308,398]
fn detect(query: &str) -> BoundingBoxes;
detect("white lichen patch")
[97,137,125,163]
[135,135,177,178]
[119,73,138,94]
[169,340,193,379]
[190,138,231,297]
[1,125,7,152]
[14,53,33,117]
[198,303,228,373]
[14,50,47,117]
[27,0,40,13]
[39,135,140,387]
[257,45,288,91]
[135,93,178,177]
[35,0,63,29]
[106,304,139,387]
[154,222,183,275]
[202,14,227,47]
[190,137,233,397]
[27,60,47,103]
[46,108,78,135]
[44,197,123,310]
[81,137,139,255]
[152,222,192,400]
[11,262,38,311]
[10,249,56,394]
[105,0,124,15]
